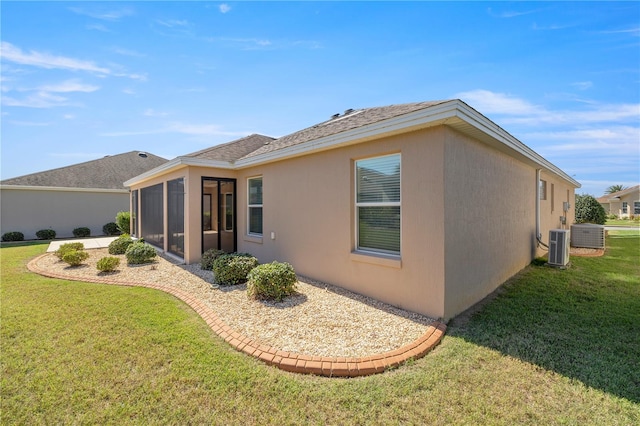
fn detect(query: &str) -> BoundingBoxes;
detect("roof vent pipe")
[344,108,355,115]
[330,113,340,119]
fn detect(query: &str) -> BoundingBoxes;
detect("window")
[539,180,547,200]
[355,154,401,255]
[551,183,555,212]
[248,177,263,236]
[131,190,138,237]
[140,183,164,247]
[622,202,628,214]
[634,202,640,215]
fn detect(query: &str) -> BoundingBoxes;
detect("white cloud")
[455,89,543,115]
[143,108,169,117]
[0,42,145,80]
[2,92,71,108]
[219,4,231,14]
[110,47,146,57]
[156,19,190,28]
[100,121,250,137]
[1,42,110,74]
[68,7,134,21]
[63,114,75,120]
[487,7,539,19]
[6,120,52,126]
[571,81,593,90]
[86,23,110,32]
[37,79,100,93]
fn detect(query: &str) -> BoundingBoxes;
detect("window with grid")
[247,177,263,236]
[355,154,401,255]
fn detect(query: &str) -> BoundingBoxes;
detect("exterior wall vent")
[548,229,570,267]
[570,224,605,249]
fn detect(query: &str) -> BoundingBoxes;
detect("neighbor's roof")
[597,185,640,203]
[125,100,581,188]
[1,151,168,190]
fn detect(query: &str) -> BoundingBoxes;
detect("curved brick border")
[27,254,446,377]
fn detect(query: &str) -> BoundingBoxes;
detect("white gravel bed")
[35,248,435,358]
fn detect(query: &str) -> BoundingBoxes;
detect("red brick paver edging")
[27,254,446,377]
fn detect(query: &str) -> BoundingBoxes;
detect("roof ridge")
[182,133,274,158]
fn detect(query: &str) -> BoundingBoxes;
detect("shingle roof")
[597,185,640,202]
[0,151,168,189]
[183,134,275,162]
[239,100,449,160]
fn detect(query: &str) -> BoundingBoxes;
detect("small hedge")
[35,229,56,240]
[212,253,259,285]
[102,222,120,236]
[201,249,226,270]
[125,241,157,265]
[108,234,134,255]
[116,211,131,234]
[2,232,24,242]
[62,250,90,267]
[55,242,85,260]
[247,261,298,301]
[72,227,91,238]
[97,256,120,272]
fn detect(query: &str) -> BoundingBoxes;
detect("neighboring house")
[1,151,167,240]
[597,185,640,218]
[125,100,580,320]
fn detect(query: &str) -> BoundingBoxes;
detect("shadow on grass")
[448,234,640,403]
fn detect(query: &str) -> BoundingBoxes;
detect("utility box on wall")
[548,229,570,267]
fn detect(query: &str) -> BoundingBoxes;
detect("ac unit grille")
[549,229,570,266]
[570,224,605,249]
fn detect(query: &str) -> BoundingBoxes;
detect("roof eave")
[0,184,129,193]
[124,157,233,187]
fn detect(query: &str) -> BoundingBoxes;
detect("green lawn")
[606,218,640,227]
[1,238,639,424]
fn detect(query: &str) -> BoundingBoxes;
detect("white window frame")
[354,153,401,257]
[247,176,263,236]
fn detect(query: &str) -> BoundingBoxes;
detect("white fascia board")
[234,100,461,168]
[453,103,581,188]
[0,185,129,193]
[123,157,233,187]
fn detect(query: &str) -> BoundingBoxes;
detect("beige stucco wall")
[604,189,640,217]
[127,124,577,320]
[235,127,447,318]
[0,187,129,240]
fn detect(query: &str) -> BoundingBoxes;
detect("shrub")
[102,222,120,236]
[125,241,157,265]
[212,253,259,285]
[247,261,298,302]
[35,229,56,240]
[116,211,131,234]
[201,248,226,270]
[55,242,85,259]
[108,234,134,255]
[62,250,90,267]
[2,231,24,242]
[97,256,120,272]
[575,194,606,225]
[72,227,91,238]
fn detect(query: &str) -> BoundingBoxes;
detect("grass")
[606,218,640,227]
[2,239,639,424]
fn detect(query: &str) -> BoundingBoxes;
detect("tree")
[575,194,606,225]
[605,184,626,194]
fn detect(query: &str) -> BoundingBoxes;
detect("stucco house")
[1,151,167,240]
[597,185,640,218]
[125,100,580,320]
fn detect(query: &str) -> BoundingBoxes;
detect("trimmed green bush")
[116,211,131,234]
[35,229,56,240]
[97,256,120,272]
[72,227,91,238]
[62,250,90,267]
[247,261,298,301]
[575,194,606,225]
[102,222,120,236]
[108,234,134,255]
[212,253,259,285]
[125,241,157,265]
[55,242,85,260]
[2,232,24,242]
[201,249,226,270]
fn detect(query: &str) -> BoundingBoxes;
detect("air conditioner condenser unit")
[548,229,570,267]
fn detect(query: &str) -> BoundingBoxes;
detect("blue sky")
[1,1,638,196]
